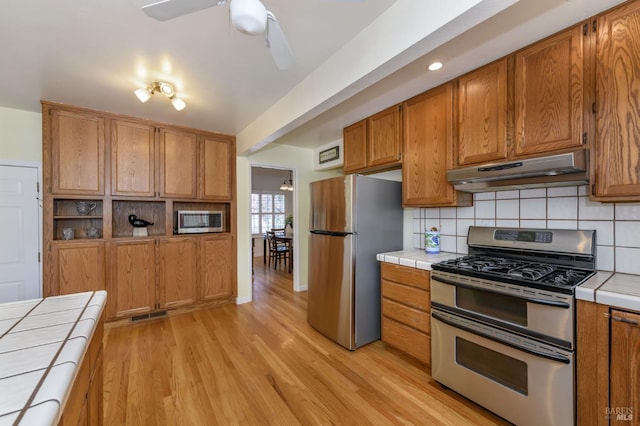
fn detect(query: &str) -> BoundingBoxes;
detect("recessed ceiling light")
[428,62,443,71]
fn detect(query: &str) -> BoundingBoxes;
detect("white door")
[0,165,40,302]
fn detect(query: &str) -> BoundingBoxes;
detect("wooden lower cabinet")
[51,241,105,296]
[88,347,103,426]
[200,234,234,301]
[380,262,431,365]
[577,300,610,426]
[577,301,640,425]
[60,346,90,425]
[110,235,234,319]
[60,312,104,426]
[111,239,156,318]
[159,237,198,308]
[610,309,640,424]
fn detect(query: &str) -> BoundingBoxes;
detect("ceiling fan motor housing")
[230,0,267,35]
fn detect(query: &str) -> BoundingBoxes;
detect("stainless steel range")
[430,226,596,426]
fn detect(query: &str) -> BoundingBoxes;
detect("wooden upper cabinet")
[200,136,233,200]
[402,83,472,207]
[594,0,640,200]
[343,105,402,174]
[367,105,402,168]
[50,241,105,296]
[457,58,509,166]
[159,237,198,309]
[514,23,588,157]
[200,234,234,301]
[343,119,368,173]
[49,108,105,195]
[159,128,198,199]
[111,120,156,197]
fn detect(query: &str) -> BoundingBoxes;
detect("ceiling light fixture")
[279,170,293,191]
[134,81,186,111]
[428,61,443,71]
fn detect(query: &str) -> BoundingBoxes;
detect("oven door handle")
[431,311,571,365]
[431,276,571,309]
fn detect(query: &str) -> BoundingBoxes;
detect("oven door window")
[456,337,528,395]
[456,287,527,326]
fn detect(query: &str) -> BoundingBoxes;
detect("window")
[251,192,286,234]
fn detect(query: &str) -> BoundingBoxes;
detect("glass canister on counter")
[425,227,440,253]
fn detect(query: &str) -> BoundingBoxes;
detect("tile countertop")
[0,291,106,426]
[376,250,461,270]
[576,272,640,312]
[595,273,640,312]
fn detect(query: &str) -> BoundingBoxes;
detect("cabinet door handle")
[612,315,639,326]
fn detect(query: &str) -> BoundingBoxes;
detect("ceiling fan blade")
[230,0,267,35]
[265,11,294,70]
[141,0,226,21]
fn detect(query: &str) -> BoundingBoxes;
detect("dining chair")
[271,228,286,237]
[266,230,290,270]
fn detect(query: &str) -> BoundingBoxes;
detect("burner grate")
[507,264,554,281]
[434,254,594,291]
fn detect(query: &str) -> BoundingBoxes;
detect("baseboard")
[236,296,252,304]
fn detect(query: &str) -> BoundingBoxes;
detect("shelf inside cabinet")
[112,200,166,238]
[53,199,104,240]
[54,215,104,219]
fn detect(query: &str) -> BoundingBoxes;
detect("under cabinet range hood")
[447,150,589,192]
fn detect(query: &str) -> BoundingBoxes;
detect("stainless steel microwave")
[174,210,224,234]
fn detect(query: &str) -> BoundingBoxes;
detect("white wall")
[236,143,342,302]
[0,107,42,162]
[0,107,44,296]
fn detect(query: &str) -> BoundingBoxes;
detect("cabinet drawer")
[382,298,430,334]
[382,317,430,365]
[381,263,430,291]
[382,280,429,311]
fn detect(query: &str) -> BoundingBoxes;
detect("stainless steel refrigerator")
[307,174,403,350]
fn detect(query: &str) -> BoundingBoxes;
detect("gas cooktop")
[432,227,597,294]
[432,255,595,292]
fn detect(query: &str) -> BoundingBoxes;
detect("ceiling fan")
[141,0,294,70]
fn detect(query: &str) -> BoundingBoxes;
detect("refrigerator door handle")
[310,230,354,236]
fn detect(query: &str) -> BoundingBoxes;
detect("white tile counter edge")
[595,273,640,312]
[0,290,106,425]
[575,271,614,303]
[377,250,461,270]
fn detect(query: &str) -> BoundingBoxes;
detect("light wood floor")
[103,257,509,425]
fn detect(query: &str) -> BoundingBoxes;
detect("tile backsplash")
[410,185,640,274]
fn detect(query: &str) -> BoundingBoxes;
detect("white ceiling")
[0,0,627,155]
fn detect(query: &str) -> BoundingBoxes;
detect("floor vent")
[130,311,168,322]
